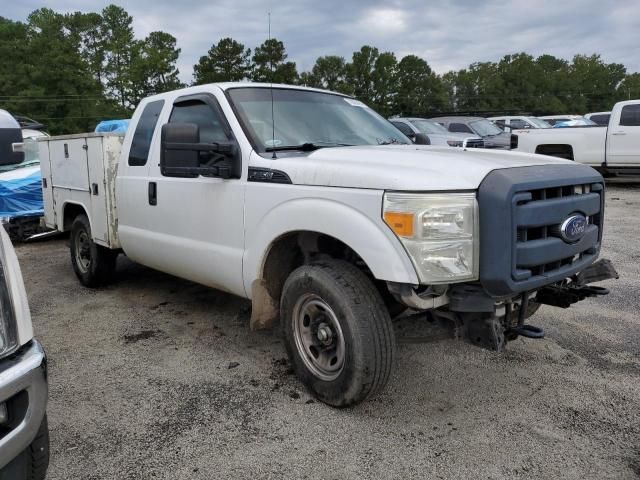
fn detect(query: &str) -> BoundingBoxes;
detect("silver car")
[389,117,484,148]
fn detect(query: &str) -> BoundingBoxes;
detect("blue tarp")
[0,167,43,218]
[95,119,129,133]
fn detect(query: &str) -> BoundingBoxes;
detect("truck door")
[606,103,640,166]
[116,99,165,254]
[138,93,246,297]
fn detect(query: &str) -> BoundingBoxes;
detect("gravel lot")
[16,184,639,480]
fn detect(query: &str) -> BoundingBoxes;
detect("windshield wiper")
[265,141,354,152]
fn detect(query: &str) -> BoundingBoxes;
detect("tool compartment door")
[86,136,110,246]
[49,138,90,191]
[35,140,56,228]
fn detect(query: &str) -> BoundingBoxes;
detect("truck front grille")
[477,164,605,297]
[513,182,602,282]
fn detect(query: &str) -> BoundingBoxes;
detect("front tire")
[281,260,395,407]
[0,415,49,480]
[70,214,117,287]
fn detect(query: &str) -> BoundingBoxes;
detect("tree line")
[1,5,639,134]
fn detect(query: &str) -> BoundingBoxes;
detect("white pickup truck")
[37,83,617,406]
[514,100,640,176]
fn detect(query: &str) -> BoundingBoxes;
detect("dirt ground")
[16,184,640,479]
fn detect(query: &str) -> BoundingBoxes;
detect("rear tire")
[281,260,395,407]
[70,214,117,287]
[0,415,49,480]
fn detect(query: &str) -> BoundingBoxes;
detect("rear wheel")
[70,214,117,287]
[281,260,395,407]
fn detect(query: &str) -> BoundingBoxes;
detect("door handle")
[148,182,157,206]
[611,132,626,135]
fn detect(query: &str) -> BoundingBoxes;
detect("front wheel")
[0,415,49,480]
[281,260,396,407]
[70,214,117,287]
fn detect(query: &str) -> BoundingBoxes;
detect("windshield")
[227,88,410,152]
[526,117,552,128]
[410,119,449,135]
[469,119,503,136]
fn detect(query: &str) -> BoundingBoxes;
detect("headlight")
[447,140,463,147]
[383,192,479,283]
[0,233,18,358]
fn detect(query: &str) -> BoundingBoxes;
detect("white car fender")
[242,189,420,298]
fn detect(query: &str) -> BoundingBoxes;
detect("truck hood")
[263,145,576,190]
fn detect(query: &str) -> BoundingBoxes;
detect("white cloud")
[358,7,408,34]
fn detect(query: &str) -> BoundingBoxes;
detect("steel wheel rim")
[75,230,91,274]
[292,293,345,381]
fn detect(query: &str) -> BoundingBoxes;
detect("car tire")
[281,260,396,407]
[0,415,49,480]
[70,214,117,287]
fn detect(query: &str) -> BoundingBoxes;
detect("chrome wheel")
[74,230,91,274]
[292,293,345,381]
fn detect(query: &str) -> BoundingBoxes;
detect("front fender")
[242,191,419,297]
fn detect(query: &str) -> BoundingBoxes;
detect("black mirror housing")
[160,123,200,178]
[414,133,431,145]
[160,123,241,179]
[0,128,25,166]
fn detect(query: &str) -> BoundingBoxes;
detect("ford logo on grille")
[560,214,587,243]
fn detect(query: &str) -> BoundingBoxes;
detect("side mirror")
[0,127,25,166]
[414,133,431,145]
[160,123,240,179]
[160,123,200,178]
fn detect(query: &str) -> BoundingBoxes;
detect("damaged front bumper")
[390,258,619,352]
[457,258,618,351]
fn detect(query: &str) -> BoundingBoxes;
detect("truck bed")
[38,133,123,248]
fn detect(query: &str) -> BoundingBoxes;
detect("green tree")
[371,52,397,115]
[23,9,105,133]
[101,5,135,107]
[393,55,446,115]
[67,12,106,85]
[346,45,379,105]
[534,54,570,114]
[130,31,182,103]
[251,38,297,84]
[297,71,314,87]
[308,55,348,93]
[619,73,640,101]
[0,17,31,102]
[567,54,626,112]
[193,37,251,84]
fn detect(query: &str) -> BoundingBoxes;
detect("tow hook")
[505,292,545,340]
[534,258,618,309]
[507,324,544,339]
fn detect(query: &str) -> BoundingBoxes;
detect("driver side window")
[169,100,229,144]
[391,121,414,137]
[450,123,473,134]
[510,119,528,129]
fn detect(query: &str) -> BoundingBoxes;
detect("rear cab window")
[619,105,640,126]
[128,100,164,166]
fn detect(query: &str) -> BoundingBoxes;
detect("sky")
[4,0,640,83]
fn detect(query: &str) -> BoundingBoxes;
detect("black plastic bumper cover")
[478,164,605,297]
